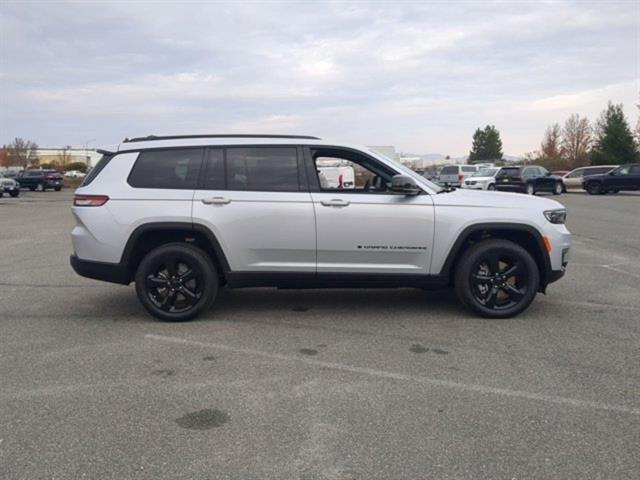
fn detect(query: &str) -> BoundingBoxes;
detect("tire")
[135,243,218,322]
[525,183,535,195]
[610,189,620,194]
[36,183,44,192]
[553,182,563,195]
[10,190,19,197]
[454,239,540,319]
[487,183,495,191]
[586,182,602,195]
[54,187,62,191]
[29,187,35,191]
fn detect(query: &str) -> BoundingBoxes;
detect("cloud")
[0,0,638,155]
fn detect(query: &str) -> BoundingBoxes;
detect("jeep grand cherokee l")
[70,134,571,322]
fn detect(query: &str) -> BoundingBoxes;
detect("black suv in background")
[582,163,640,194]
[495,166,563,195]
[17,170,64,191]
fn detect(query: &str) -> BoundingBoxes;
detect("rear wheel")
[135,243,218,322]
[525,183,535,195]
[454,239,539,319]
[586,182,602,195]
[36,183,44,192]
[54,186,61,191]
[487,183,495,191]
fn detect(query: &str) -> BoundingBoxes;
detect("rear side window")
[629,165,640,174]
[440,166,457,174]
[81,154,113,186]
[226,147,299,191]
[128,148,203,189]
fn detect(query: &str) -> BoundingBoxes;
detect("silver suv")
[70,134,571,322]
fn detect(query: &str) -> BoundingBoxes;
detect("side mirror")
[391,175,421,195]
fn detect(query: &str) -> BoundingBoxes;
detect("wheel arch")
[120,222,230,284]
[439,223,551,292]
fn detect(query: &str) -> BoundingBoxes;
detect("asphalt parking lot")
[1,190,639,479]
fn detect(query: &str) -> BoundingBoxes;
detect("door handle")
[201,196,231,205]
[321,198,350,207]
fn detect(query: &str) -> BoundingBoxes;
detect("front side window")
[128,148,203,189]
[226,147,299,192]
[613,165,630,176]
[567,169,584,178]
[312,149,393,193]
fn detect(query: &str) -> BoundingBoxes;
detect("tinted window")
[440,166,458,174]
[128,148,203,189]
[81,153,113,186]
[629,165,640,174]
[500,168,521,178]
[201,149,225,190]
[226,147,298,191]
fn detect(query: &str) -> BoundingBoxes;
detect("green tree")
[591,102,638,165]
[469,125,503,162]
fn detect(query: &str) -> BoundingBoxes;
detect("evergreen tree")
[591,102,638,165]
[469,125,503,162]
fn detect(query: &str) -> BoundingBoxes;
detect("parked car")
[64,170,87,178]
[70,134,570,322]
[582,163,640,195]
[317,166,355,189]
[461,167,501,190]
[0,172,20,197]
[562,165,616,191]
[552,170,570,177]
[495,166,563,195]
[438,165,478,187]
[17,169,64,191]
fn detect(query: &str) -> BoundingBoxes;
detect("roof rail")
[122,134,321,143]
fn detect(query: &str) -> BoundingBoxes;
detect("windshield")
[473,168,499,177]
[366,148,444,193]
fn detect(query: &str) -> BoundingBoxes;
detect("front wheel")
[35,183,44,192]
[525,183,535,195]
[454,239,540,319]
[135,243,218,322]
[54,187,62,191]
[10,190,19,197]
[487,183,495,191]
[553,182,563,195]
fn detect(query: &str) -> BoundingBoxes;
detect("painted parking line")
[145,334,640,416]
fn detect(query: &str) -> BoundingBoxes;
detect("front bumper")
[70,255,130,285]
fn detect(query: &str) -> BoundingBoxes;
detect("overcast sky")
[1,0,638,156]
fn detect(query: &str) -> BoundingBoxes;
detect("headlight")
[544,208,566,224]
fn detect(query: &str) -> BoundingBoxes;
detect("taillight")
[458,174,464,181]
[73,194,109,207]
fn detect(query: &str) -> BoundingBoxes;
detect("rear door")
[192,146,316,272]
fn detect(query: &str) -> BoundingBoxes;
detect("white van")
[438,165,478,187]
[317,166,355,189]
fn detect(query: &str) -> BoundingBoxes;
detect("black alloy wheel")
[454,239,539,318]
[135,243,218,322]
[586,182,602,195]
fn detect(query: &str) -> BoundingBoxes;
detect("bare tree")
[540,124,562,159]
[561,114,591,169]
[6,137,38,169]
[57,145,72,166]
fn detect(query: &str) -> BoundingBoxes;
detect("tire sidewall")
[553,182,562,195]
[135,243,218,322]
[454,239,540,319]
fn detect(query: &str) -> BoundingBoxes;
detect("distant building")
[35,148,101,168]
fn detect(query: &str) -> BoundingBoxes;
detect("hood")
[432,187,564,211]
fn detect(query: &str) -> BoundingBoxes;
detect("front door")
[192,146,316,272]
[307,147,435,275]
